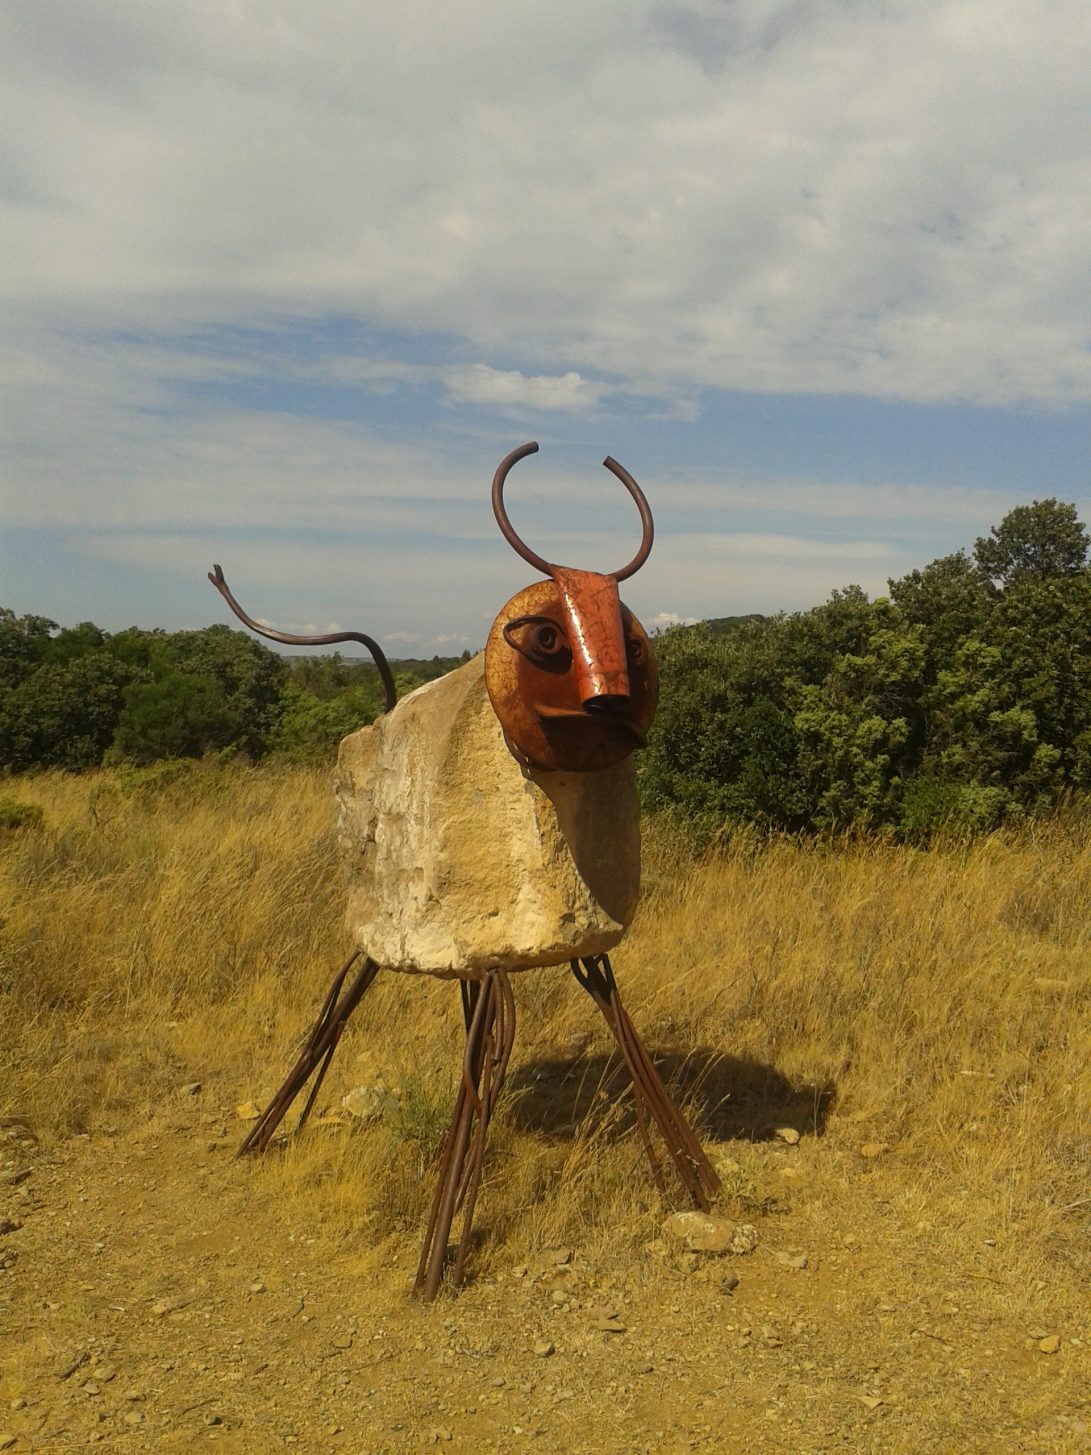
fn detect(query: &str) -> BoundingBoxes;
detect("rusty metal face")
[484,443,659,773]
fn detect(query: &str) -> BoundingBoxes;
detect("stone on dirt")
[729,1224,760,1255]
[531,1246,572,1272]
[55,1350,88,1381]
[663,1212,760,1256]
[341,1084,399,1122]
[772,1251,809,1270]
[150,1297,188,1317]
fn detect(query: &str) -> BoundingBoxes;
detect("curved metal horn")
[491,441,654,581]
[492,441,550,575]
[602,454,654,581]
[208,564,397,715]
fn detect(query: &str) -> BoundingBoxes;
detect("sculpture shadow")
[506,1046,836,1144]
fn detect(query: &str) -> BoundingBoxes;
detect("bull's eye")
[503,615,572,673]
[628,633,645,665]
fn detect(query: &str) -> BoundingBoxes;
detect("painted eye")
[628,634,645,664]
[503,615,572,672]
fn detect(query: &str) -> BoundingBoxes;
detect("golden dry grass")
[2,760,1089,1283]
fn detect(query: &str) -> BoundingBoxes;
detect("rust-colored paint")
[485,578,658,773]
[484,442,659,773]
[551,567,631,708]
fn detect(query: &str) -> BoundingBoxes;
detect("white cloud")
[653,474,1016,529]
[2,0,1088,407]
[647,610,698,631]
[441,365,603,411]
[255,617,344,636]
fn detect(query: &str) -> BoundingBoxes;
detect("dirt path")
[1,1106,1086,1455]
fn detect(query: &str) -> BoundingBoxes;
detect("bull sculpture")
[209,441,719,1300]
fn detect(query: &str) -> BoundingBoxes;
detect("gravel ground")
[1,1109,1087,1455]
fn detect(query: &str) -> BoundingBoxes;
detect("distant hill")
[387,652,473,681]
[313,652,471,685]
[704,613,767,635]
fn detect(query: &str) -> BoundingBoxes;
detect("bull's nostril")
[583,695,631,717]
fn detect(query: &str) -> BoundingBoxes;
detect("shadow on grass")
[505,1047,836,1144]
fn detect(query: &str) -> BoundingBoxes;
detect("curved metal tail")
[208,564,397,714]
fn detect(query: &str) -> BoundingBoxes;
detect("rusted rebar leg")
[238,951,381,1156]
[571,955,720,1210]
[415,969,516,1302]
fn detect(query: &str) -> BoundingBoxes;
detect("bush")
[0,797,44,832]
[898,777,1014,843]
[268,684,380,762]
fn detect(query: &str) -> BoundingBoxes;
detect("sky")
[2,0,1089,655]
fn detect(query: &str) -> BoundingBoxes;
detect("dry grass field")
[1,762,1089,1453]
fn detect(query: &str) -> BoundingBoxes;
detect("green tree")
[0,608,58,690]
[791,585,877,675]
[269,682,382,762]
[792,616,926,830]
[989,570,1091,790]
[974,498,1088,590]
[887,552,991,665]
[43,621,107,664]
[639,620,808,826]
[288,652,360,701]
[112,670,239,764]
[924,640,1059,805]
[0,651,135,771]
[165,625,288,754]
[109,627,288,764]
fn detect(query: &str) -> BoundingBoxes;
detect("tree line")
[3,497,1090,839]
[639,498,1091,837]
[0,612,463,773]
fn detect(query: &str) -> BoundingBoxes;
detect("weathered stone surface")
[336,654,641,975]
[340,1084,399,1123]
[663,1212,761,1255]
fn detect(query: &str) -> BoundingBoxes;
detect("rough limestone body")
[335,654,641,976]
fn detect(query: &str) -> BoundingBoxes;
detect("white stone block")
[335,655,641,976]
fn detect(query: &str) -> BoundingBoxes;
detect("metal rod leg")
[571,955,720,1209]
[416,979,492,1300]
[238,952,380,1156]
[414,969,516,1301]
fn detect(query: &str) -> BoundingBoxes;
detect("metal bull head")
[484,442,659,773]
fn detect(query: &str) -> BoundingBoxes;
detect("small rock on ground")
[663,1211,759,1256]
